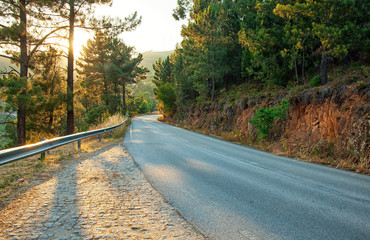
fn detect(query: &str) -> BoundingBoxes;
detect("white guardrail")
[0,119,128,166]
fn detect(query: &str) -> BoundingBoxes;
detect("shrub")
[84,106,109,126]
[138,100,151,114]
[249,100,290,139]
[156,82,176,117]
[310,76,321,88]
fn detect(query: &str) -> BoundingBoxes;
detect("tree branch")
[0,112,17,125]
[9,66,20,75]
[2,0,18,9]
[0,42,20,47]
[28,25,69,58]
[0,54,20,63]
[0,121,17,125]
[74,0,89,15]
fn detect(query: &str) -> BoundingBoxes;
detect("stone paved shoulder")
[0,143,205,240]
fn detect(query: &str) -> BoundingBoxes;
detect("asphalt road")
[123,115,370,240]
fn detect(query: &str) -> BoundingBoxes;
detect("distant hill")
[1,50,174,74]
[140,50,174,73]
[0,57,17,72]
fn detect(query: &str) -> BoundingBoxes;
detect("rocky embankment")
[167,83,369,173]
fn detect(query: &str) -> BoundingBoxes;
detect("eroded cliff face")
[168,83,369,173]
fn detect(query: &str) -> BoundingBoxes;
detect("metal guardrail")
[0,119,128,166]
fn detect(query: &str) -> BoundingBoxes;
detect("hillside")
[163,66,370,174]
[129,50,174,103]
[140,50,173,73]
[1,50,170,74]
[0,57,17,72]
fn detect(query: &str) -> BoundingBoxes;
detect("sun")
[73,29,92,59]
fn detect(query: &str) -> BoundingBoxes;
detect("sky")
[75,0,188,54]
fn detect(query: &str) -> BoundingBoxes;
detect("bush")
[310,76,321,88]
[249,100,290,139]
[138,100,151,114]
[156,83,176,117]
[3,123,17,149]
[127,96,146,116]
[84,106,109,126]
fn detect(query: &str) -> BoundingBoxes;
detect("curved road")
[123,115,370,240]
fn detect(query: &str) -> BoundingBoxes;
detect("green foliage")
[249,100,290,139]
[156,83,176,117]
[310,76,321,88]
[153,56,174,87]
[126,96,148,116]
[0,0,367,148]
[138,100,151,114]
[0,47,67,143]
[84,106,109,126]
[311,139,335,159]
[153,56,177,116]
[77,32,147,123]
[3,123,17,149]
[163,0,368,115]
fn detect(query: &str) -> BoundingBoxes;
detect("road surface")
[123,115,370,240]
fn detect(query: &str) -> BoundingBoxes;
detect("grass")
[89,114,127,130]
[0,114,131,210]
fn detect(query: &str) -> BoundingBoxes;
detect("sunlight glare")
[74,30,92,59]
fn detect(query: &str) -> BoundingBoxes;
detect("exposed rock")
[170,83,370,171]
[321,86,332,99]
[300,90,313,105]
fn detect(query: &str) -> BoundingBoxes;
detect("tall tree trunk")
[49,72,56,135]
[103,72,109,106]
[67,0,75,135]
[294,58,299,85]
[114,82,118,112]
[122,82,126,114]
[211,75,215,102]
[18,0,28,145]
[211,53,215,103]
[320,51,328,85]
[302,51,305,82]
[49,111,54,135]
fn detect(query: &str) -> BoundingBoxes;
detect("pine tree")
[176,0,236,101]
[107,37,147,114]
[56,0,141,134]
[27,47,66,138]
[153,56,174,87]
[77,32,110,111]
[0,0,69,145]
[274,0,367,85]
[77,34,147,121]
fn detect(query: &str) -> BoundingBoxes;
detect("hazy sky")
[92,0,187,53]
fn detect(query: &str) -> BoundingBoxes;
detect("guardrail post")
[99,134,101,142]
[40,138,45,162]
[78,140,81,149]
[40,152,45,162]
[110,131,113,136]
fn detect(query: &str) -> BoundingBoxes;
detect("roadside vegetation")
[154,0,368,115]
[0,1,159,149]
[153,0,369,173]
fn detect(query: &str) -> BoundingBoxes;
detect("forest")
[153,0,369,117]
[0,0,368,149]
[0,0,156,148]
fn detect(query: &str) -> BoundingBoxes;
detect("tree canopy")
[0,1,145,147]
[153,0,369,117]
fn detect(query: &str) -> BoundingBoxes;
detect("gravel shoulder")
[0,143,204,240]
